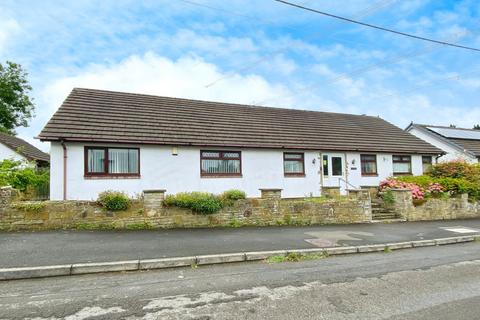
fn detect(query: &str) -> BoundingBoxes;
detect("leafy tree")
[0,159,49,191]
[473,124,480,130]
[449,124,457,128]
[0,61,35,134]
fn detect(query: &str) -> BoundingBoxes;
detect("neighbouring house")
[406,124,480,163]
[0,132,50,168]
[38,88,442,200]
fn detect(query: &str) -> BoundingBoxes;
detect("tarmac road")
[1,241,480,319]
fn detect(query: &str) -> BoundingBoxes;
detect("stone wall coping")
[143,189,167,194]
[322,186,341,189]
[259,188,283,191]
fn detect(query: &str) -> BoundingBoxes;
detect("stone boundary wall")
[390,189,480,221]
[0,189,371,231]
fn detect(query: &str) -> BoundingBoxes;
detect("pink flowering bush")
[379,178,425,200]
[427,183,444,195]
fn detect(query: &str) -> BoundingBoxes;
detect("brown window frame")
[360,154,378,176]
[392,155,412,175]
[84,146,140,177]
[200,150,242,177]
[283,152,305,177]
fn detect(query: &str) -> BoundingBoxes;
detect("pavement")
[1,241,480,319]
[2,219,480,268]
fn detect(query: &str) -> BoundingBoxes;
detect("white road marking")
[441,226,480,234]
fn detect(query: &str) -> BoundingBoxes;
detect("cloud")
[23,52,292,151]
[0,15,20,55]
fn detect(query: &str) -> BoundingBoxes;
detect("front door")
[321,153,346,189]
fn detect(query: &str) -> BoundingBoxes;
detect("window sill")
[361,173,378,177]
[84,175,141,180]
[393,173,412,176]
[284,174,306,178]
[201,174,243,179]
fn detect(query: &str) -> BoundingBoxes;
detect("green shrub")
[429,161,480,182]
[0,159,49,192]
[164,192,224,214]
[395,175,434,188]
[382,190,395,205]
[221,189,246,201]
[97,190,131,211]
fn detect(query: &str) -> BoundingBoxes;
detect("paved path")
[1,219,480,268]
[1,242,480,319]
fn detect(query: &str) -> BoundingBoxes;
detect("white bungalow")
[38,88,442,200]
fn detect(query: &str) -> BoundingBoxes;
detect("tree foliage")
[0,61,35,134]
[0,159,49,191]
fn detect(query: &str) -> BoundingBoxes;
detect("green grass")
[125,222,154,230]
[383,246,392,253]
[75,222,116,230]
[266,251,329,263]
[11,202,46,212]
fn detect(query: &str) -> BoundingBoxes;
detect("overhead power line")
[201,0,398,88]
[273,0,480,52]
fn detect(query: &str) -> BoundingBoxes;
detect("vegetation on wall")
[97,190,131,211]
[163,189,246,214]
[380,160,480,202]
[0,159,49,192]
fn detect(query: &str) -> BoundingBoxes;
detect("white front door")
[321,153,346,189]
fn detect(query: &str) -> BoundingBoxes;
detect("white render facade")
[0,143,27,162]
[50,141,427,201]
[407,125,479,163]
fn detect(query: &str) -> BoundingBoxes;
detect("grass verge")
[266,251,328,263]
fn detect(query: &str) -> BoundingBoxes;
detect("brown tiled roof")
[0,132,50,162]
[450,138,480,156]
[38,88,442,155]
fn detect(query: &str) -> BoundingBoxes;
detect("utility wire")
[201,0,398,88]
[255,31,469,106]
[273,0,480,52]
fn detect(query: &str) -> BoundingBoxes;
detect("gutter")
[61,140,67,201]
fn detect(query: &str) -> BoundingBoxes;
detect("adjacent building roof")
[0,132,50,162]
[38,88,442,155]
[407,124,480,157]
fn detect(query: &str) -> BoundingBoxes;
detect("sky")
[1,0,480,152]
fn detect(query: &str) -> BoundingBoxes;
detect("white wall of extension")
[0,143,27,162]
[49,142,428,200]
[408,127,478,163]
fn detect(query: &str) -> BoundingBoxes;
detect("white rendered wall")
[50,142,433,200]
[0,143,27,162]
[345,153,424,188]
[408,127,477,163]
[50,142,322,200]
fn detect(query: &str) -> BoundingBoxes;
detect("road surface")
[1,242,480,319]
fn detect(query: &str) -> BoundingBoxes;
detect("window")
[85,147,139,176]
[422,156,433,173]
[200,150,241,177]
[284,153,305,176]
[322,155,329,176]
[332,157,343,176]
[393,155,411,175]
[361,154,377,176]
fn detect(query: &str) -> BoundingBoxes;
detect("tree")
[0,61,35,134]
[473,124,480,130]
[449,124,457,128]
